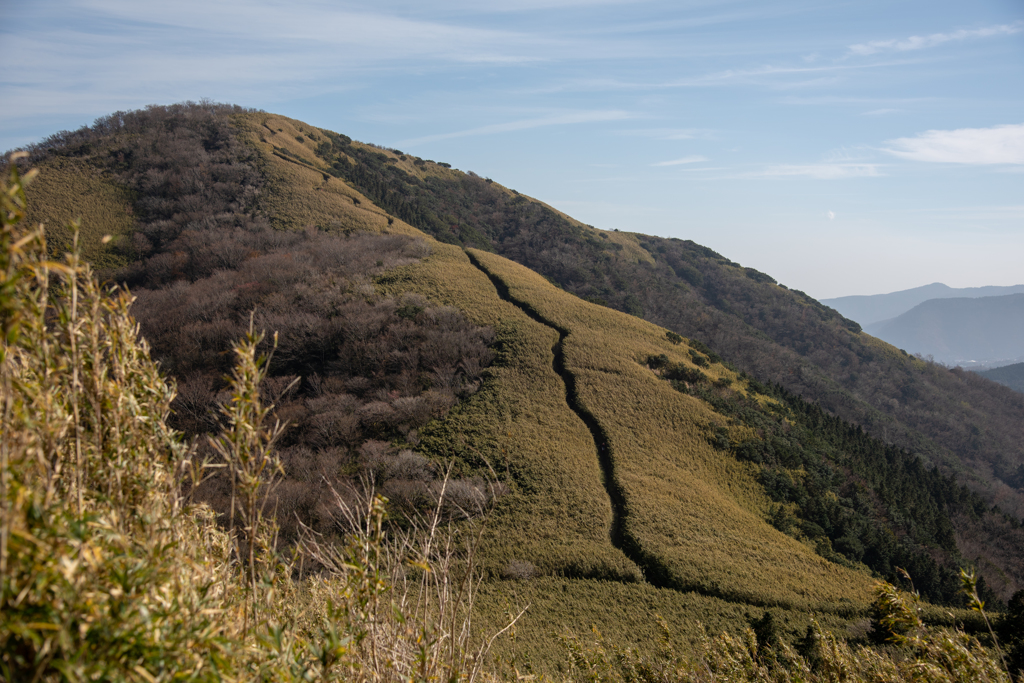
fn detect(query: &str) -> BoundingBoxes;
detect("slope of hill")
[865,294,1024,366]
[13,104,1023,664]
[822,283,1024,327]
[235,111,1024,529]
[978,362,1024,394]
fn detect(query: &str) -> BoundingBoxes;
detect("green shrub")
[2,154,235,681]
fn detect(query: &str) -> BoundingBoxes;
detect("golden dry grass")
[235,113,423,236]
[23,156,134,268]
[231,124,879,642]
[597,229,657,265]
[467,249,876,610]
[233,114,645,583]
[376,243,642,583]
[472,576,858,675]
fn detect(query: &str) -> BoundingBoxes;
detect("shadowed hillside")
[822,283,1024,327]
[979,362,1024,395]
[865,294,1024,366]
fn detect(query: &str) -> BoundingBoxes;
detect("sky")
[1,0,1022,299]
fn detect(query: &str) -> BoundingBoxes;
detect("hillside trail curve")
[464,249,676,589]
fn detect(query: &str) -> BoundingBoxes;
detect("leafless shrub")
[504,559,537,581]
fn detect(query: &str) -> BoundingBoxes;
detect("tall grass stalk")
[209,319,291,632]
[298,469,528,682]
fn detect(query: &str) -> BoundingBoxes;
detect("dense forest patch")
[646,351,1011,606]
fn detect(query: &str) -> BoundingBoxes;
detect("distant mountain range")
[822,283,1024,327]
[863,294,1024,366]
[979,362,1024,394]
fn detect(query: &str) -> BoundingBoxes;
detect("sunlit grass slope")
[472,577,860,672]
[227,118,887,660]
[468,249,876,610]
[236,113,422,236]
[232,110,879,616]
[199,115,646,582]
[23,156,134,268]
[370,245,874,666]
[376,243,643,583]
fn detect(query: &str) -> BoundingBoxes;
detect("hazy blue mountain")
[822,283,1024,327]
[977,362,1024,394]
[865,293,1024,365]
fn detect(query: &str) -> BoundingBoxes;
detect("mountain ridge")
[243,110,1024,521]
[865,293,1024,366]
[822,282,1024,327]
[978,362,1024,396]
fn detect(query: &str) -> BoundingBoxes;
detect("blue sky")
[2,0,1022,298]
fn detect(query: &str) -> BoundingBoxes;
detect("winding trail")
[465,250,674,589]
[464,250,875,615]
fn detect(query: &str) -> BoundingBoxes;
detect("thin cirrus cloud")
[618,128,714,140]
[846,22,1022,57]
[883,124,1024,164]
[13,1,567,80]
[398,110,633,146]
[759,163,883,179]
[652,155,708,167]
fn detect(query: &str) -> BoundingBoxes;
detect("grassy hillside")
[6,154,1017,678]
[12,104,1021,671]
[23,155,135,268]
[466,249,874,610]
[280,115,1024,531]
[250,112,1024,601]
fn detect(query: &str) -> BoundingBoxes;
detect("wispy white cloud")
[652,155,708,167]
[882,124,1024,164]
[822,146,875,163]
[398,110,633,145]
[110,0,573,63]
[847,22,1022,57]
[779,96,934,106]
[0,1,585,131]
[759,163,883,179]
[671,63,858,86]
[619,127,715,140]
[525,59,904,96]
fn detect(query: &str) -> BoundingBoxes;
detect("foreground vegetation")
[4,154,1024,681]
